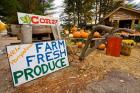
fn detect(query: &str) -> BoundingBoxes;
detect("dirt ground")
[0,36,140,93]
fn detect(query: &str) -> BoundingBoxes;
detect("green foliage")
[63,0,94,26]
[99,0,124,15]
[135,24,140,31]
[95,0,124,23]
[63,0,124,26]
[0,0,54,24]
[126,4,136,8]
[0,0,21,23]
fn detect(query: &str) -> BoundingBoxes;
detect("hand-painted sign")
[6,40,69,86]
[17,12,59,25]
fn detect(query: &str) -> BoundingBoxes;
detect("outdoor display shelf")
[69,37,106,48]
[69,37,105,40]
[119,33,140,42]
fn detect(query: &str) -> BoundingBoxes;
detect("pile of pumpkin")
[69,26,89,38]
[69,26,101,38]
[67,26,106,50]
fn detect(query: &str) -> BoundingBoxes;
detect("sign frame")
[7,40,69,86]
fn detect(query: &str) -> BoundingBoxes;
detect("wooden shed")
[103,7,140,30]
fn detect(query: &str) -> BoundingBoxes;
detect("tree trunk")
[99,0,102,22]
[95,0,98,24]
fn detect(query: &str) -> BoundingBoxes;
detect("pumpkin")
[76,42,85,48]
[73,31,81,38]
[69,34,73,38]
[80,31,89,38]
[98,44,106,50]
[64,30,69,34]
[93,31,101,38]
[71,26,77,33]
[80,29,84,32]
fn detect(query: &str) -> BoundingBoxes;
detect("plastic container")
[106,36,122,57]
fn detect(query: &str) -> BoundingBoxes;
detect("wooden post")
[79,32,94,60]
[131,19,135,30]
[51,25,61,40]
[21,25,32,44]
[117,20,120,28]
[111,20,114,27]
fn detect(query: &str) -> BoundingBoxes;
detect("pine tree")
[0,0,54,24]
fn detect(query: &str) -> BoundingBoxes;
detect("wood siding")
[109,9,140,21]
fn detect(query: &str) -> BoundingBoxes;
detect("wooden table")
[120,34,140,42]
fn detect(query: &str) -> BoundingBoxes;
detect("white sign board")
[7,40,69,86]
[17,12,59,25]
[17,12,61,39]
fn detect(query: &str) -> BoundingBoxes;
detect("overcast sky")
[128,0,140,4]
[53,0,64,17]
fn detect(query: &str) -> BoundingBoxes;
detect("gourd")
[76,42,85,48]
[80,31,89,38]
[98,44,106,50]
[73,31,81,38]
[93,31,101,38]
[69,34,73,38]
[71,26,77,33]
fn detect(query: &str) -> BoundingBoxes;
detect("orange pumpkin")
[73,31,81,38]
[93,31,101,38]
[80,29,84,34]
[76,42,85,48]
[98,44,106,50]
[71,26,77,33]
[81,31,89,38]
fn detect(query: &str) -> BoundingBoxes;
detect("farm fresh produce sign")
[6,40,69,86]
[17,12,59,25]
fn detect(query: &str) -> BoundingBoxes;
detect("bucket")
[106,36,122,57]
